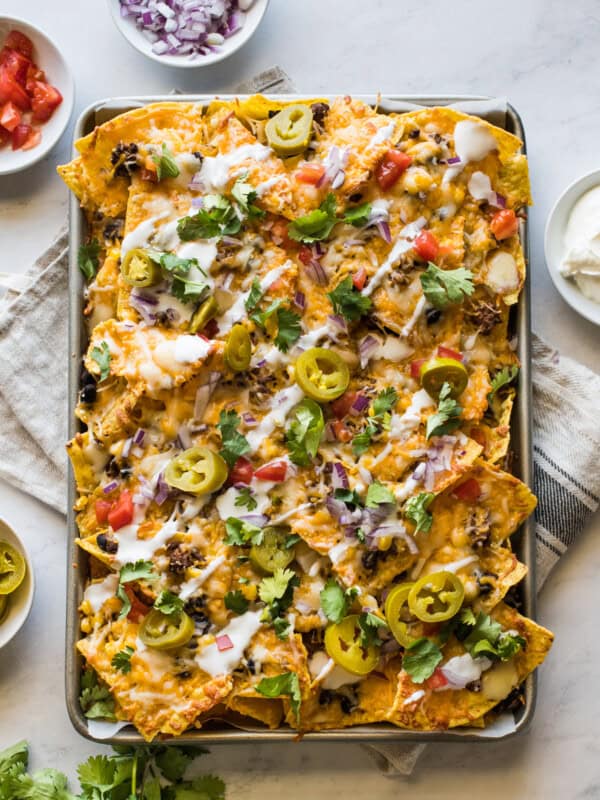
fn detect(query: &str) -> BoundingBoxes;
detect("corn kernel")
[463,578,479,602]
[241,583,257,601]
[403,166,434,194]
[377,535,393,551]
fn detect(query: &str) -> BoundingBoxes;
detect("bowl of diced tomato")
[0,17,73,175]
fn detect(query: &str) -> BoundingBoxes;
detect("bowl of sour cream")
[545,169,600,326]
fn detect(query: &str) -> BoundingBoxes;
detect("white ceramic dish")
[0,16,74,176]
[107,0,270,69]
[544,168,600,327]
[0,518,34,650]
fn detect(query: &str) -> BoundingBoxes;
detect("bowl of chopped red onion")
[109,0,270,67]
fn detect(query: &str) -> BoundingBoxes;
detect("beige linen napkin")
[1,70,599,775]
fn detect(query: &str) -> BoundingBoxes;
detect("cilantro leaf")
[117,560,156,618]
[154,252,202,276]
[231,174,265,218]
[216,409,250,467]
[275,307,302,352]
[286,398,324,466]
[343,202,372,227]
[111,646,134,674]
[420,262,474,310]
[351,387,397,455]
[425,381,463,439]
[365,480,394,508]
[153,143,180,181]
[79,669,116,721]
[154,590,184,616]
[77,240,101,281]
[234,487,257,512]
[224,590,249,615]
[171,274,209,304]
[245,279,263,313]
[488,365,519,401]
[288,192,338,243]
[404,491,435,533]
[457,611,526,661]
[250,297,283,328]
[259,568,299,619]
[177,194,241,241]
[169,775,226,800]
[402,637,443,683]
[91,341,111,381]
[327,276,372,322]
[256,672,302,722]
[357,612,388,648]
[334,487,363,509]
[372,386,398,416]
[319,579,357,624]
[224,517,263,547]
[154,746,206,783]
[273,616,291,640]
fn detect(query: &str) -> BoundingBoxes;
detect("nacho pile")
[60,95,552,741]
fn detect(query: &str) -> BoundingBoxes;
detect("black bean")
[408,128,420,139]
[192,151,203,163]
[361,550,379,572]
[105,458,120,478]
[310,102,330,126]
[319,689,334,706]
[97,534,118,554]
[425,307,442,325]
[434,133,442,144]
[349,193,363,203]
[80,384,97,404]
[340,696,355,714]
[80,368,97,387]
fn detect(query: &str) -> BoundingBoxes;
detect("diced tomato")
[0,70,31,111]
[107,490,134,530]
[94,499,112,524]
[452,478,482,503]
[469,427,487,447]
[11,122,31,150]
[425,667,449,691]
[254,460,288,482]
[0,101,21,132]
[330,390,358,420]
[268,278,284,292]
[202,318,219,339]
[5,30,34,59]
[375,149,412,190]
[229,456,254,485]
[413,229,440,262]
[140,167,158,183]
[298,245,313,266]
[26,62,45,86]
[270,218,293,249]
[295,162,325,185]
[0,125,10,147]
[490,208,518,240]
[352,266,367,291]
[331,419,352,443]
[30,81,63,122]
[216,634,234,651]
[21,129,41,150]
[123,584,151,623]
[0,48,31,86]
[410,358,425,379]
[437,345,463,362]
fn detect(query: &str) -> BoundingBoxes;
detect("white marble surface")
[0,0,599,797]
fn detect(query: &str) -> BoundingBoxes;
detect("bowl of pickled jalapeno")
[0,518,34,649]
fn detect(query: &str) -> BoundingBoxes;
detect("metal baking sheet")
[66,94,535,744]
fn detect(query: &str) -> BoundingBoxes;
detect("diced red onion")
[138,476,156,500]
[318,146,350,189]
[239,514,269,528]
[242,412,257,427]
[103,481,119,494]
[293,291,306,310]
[376,220,392,243]
[446,156,461,165]
[194,372,220,420]
[381,637,402,655]
[155,472,169,506]
[371,524,419,554]
[216,634,234,652]
[331,462,349,490]
[358,334,380,369]
[324,421,336,443]
[325,495,347,521]
[350,394,370,415]
[494,193,506,208]
[133,428,146,446]
[303,257,328,286]
[327,314,347,336]
[121,438,132,459]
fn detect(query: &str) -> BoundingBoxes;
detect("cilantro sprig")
[258,567,299,620]
[78,240,101,281]
[352,387,398,456]
[224,589,250,615]
[216,409,250,468]
[420,262,474,309]
[154,590,184,616]
[357,611,388,648]
[234,487,257,511]
[224,517,263,547]
[425,381,463,439]
[288,192,338,243]
[79,669,116,721]
[91,341,111,382]
[402,637,443,683]
[285,398,324,466]
[116,560,156,619]
[256,672,302,722]
[320,579,358,624]
[365,481,394,508]
[328,276,372,322]
[152,143,180,181]
[456,611,526,660]
[488,365,519,402]
[111,646,134,675]
[404,491,435,533]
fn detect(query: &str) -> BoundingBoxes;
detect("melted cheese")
[196,143,272,192]
[179,555,226,600]
[195,611,262,676]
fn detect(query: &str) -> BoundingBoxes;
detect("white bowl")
[0,518,34,650]
[0,16,74,176]
[544,168,600,327]
[107,0,270,69]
